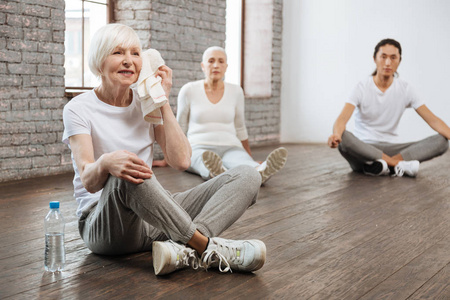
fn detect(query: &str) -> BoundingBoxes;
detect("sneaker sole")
[260,147,288,183]
[202,151,226,177]
[152,241,172,275]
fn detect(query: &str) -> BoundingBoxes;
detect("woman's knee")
[435,134,449,155]
[339,130,352,152]
[233,165,262,188]
[103,175,129,192]
[228,165,260,207]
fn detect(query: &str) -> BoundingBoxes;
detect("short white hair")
[88,23,142,77]
[202,46,227,62]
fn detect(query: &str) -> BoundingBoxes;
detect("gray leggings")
[338,130,449,172]
[78,165,261,255]
[188,144,260,180]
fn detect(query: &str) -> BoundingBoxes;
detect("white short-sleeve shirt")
[347,76,424,143]
[62,89,155,217]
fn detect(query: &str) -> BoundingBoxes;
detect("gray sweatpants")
[338,130,449,172]
[188,144,260,180]
[78,165,261,255]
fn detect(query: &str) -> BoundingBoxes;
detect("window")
[225,0,243,86]
[64,0,112,90]
[242,0,273,98]
[226,0,273,97]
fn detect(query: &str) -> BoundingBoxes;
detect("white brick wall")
[0,0,72,182]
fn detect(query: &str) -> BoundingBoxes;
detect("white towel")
[137,49,168,124]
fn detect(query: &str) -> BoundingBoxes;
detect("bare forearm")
[80,154,110,193]
[160,103,191,170]
[416,105,450,140]
[333,103,354,138]
[328,103,354,148]
[430,118,450,139]
[333,121,346,139]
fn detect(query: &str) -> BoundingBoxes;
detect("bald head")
[202,46,227,63]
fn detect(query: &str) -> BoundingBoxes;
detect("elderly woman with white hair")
[62,24,266,276]
[177,46,288,183]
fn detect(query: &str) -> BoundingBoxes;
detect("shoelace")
[174,243,200,270]
[201,249,232,272]
[201,243,241,273]
[393,164,404,177]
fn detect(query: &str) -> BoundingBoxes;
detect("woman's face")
[201,50,228,81]
[374,44,401,78]
[101,45,142,88]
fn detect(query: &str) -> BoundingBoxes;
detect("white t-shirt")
[347,76,424,143]
[176,80,248,148]
[62,89,155,217]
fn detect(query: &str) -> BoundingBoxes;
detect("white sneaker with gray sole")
[202,150,226,178]
[200,237,266,273]
[152,240,199,275]
[259,147,288,184]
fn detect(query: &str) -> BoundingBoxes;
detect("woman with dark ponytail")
[328,38,449,177]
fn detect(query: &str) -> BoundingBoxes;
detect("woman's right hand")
[156,65,173,98]
[102,150,153,184]
[328,134,342,148]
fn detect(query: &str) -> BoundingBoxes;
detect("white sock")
[256,161,267,172]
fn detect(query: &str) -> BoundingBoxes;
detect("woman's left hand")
[156,65,173,98]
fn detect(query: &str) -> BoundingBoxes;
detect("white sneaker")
[152,240,199,275]
[202,151,226,178]
[363,159,390,176]
[259,147,288,184]
[200,237,266,273]
[393,160,420,177]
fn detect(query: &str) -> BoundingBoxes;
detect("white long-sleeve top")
[177,80,248,147]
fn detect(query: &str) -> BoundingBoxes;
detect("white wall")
[281,0,450,143]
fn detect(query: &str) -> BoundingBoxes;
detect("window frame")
[241,0,273,98]
[65,0,114,95]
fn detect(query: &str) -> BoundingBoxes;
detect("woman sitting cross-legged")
[328,38,449,177]
[177,46,288,184]
[62,24,266,276]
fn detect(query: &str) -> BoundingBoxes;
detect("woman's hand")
[102,150,153,184]
[156,65,173,98]
[152,158,168,167]
[328,134,342,148]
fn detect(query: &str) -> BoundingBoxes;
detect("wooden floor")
[1,144,450,299]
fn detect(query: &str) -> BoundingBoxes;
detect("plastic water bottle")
[44,201,65,272]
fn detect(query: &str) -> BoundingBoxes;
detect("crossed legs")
[78,165,261,256]
[338,130,448,173]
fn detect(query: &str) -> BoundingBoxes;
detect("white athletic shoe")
[202,151,226,178]
[259,147,288,184]
[363,159,390,176]
[393,160,420,177]
[152,240,199,275]
[200,237,266,273]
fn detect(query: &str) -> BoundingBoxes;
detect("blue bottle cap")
[49,201,60,209]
